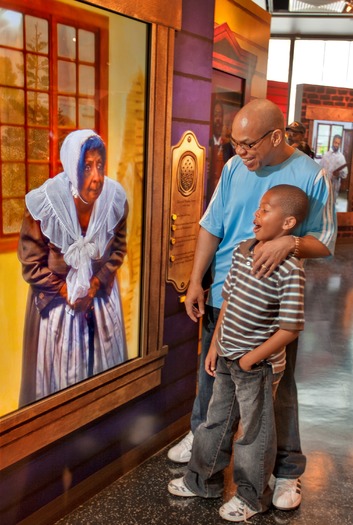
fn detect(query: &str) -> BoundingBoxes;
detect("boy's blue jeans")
[185,356,281,512]
[190,305,306,479]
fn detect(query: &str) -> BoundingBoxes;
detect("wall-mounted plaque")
[167,131,205,292]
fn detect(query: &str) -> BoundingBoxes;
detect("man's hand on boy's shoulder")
[252,236,294,279]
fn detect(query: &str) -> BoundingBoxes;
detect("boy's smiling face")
[253,190,293,242]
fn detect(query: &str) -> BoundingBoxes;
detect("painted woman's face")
[79,150,105,205]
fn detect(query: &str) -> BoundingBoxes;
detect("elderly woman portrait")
[18,129,128,406]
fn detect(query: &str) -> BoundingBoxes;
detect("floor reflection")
[54,242,353,525]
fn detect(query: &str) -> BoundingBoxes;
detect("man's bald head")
[234,99,285,135]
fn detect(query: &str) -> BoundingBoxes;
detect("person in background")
[208,100,235,199]
[169,184,309,522]
[18,129,128,406]
[167,99,336,512]
[286,121,314,158]
[320,134,348,203]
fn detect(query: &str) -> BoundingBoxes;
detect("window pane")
[28,163,49,190]
[2,198,25,234]
[57,24,76,59]
[0,87,24,124]
[58,96,76,127]
[79,65,95,95]
[27,128,49,160]
[347,42,353,88]
[58,60,76,93]
[78,29,95,63]
[322,41,350,87]
[0,48,24,87]
[2,163,26,197]
[27,92,49,125]
[0,9,23,48]
[332,125,344,136]
[25,15,48,54]
[79,98,95,128]
[26,54,49,90]
[316,124,330,156]
[267,39,290,82]
[1,126,25,161]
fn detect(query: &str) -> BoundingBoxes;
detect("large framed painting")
[0,0,180,469]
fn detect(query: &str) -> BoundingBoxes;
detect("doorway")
[312,120,353,212]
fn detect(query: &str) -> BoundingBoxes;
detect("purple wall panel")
[164,311,199,348]
[164,284,187,317]
[172,76,212,121]
[162,339,199,384]
[174,32,214,79]
[182,0,215,39]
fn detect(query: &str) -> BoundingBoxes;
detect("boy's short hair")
[268,184,309,226]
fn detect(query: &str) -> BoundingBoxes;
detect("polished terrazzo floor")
[55,242,353,525]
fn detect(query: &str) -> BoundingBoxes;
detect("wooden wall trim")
[0,350,168,470]
[84,0,182,30]
[15,415,191,525]
[306,105,353,122]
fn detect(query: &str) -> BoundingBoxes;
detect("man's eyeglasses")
[230,129,275,151]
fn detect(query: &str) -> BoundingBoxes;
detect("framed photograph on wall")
[0,0,178,469]
[207,69,244,202]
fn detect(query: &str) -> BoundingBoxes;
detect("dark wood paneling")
[90,0,182,29]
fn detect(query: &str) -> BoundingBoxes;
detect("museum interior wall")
[0,0,271,523]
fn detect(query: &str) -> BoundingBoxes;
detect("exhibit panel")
[0,0,181,469]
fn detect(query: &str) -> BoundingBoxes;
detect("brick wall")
[296,84,353,141]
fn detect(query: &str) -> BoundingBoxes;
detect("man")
[286,121,314,158]
[167,99,336,511]
[320,134,348,203]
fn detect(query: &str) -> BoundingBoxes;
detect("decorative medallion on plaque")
[167,131,205,292]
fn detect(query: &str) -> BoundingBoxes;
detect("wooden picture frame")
[0,0,181,470]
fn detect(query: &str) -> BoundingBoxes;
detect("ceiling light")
[343,0,353,12]
[288,1,347,13]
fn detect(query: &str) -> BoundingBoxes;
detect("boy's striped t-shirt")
[216,238,306,373]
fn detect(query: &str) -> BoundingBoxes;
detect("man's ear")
[272,129,282,147]
[283,216,297,231]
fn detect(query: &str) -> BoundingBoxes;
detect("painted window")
[0,1,107,248]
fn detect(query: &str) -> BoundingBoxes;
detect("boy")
[168,184,309,522]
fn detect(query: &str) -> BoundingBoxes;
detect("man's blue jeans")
[190,305,306,479]
[185,357,279,512]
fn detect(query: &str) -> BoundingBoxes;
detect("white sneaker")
[168,477,197,497]
[219,495,259,522]
[269,474,276,491]
[167,431,194,463]
[272,478,302,510]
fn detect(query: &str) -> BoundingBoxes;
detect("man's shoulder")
[289,148,319,166]
[216,155,248,186]
[287,149,322,178]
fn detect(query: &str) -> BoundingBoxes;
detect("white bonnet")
[60,129,99,197]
